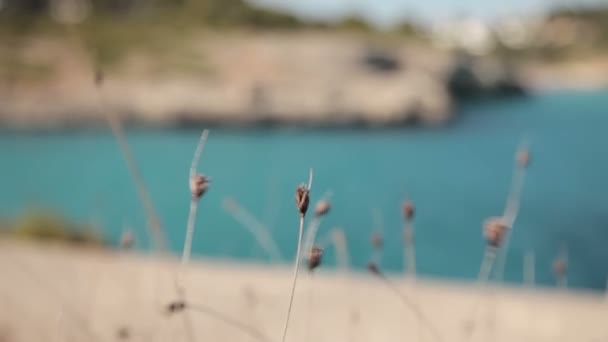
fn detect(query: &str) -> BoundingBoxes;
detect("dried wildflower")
[166,300,187,315]
[517,148,530,168]
[314,200,331,217]
[553,259,567,278]
[483,217,508,247]
[367,261,381,276]
[295,185,310,217]
[190,174,210,200]
[120,231,134,250]
[370,232,383,250]
[402,201,415,221]
[307,246,323,271]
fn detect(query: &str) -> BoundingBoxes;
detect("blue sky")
[252,0,606,27]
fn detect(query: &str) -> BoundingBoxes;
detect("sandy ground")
[0,241,606,342]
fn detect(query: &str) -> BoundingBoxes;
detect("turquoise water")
[1,90,608,290]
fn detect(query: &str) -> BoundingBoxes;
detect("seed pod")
[295,185,310,217]
[402,201,415,221]
[307,246,323,271]
[367,261,381,276]
[517,148,530,168]
[120,231,134,250]
[370,232,383,250]
[190,174,210,200]
[166,300,187,315]
[483,217,508,247]
[314,200,331,217]
[553,259,567,278]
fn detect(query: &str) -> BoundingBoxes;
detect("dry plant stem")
[280,214,305,342]
[280,168,314,342]
[105,111,168,251]
[97,77,195,341]
[181,200,199,265]
[302,217,321,260]
[182,130,209,265]
[189,130,209,179]
[224,198,283,261]
[404,221,416,279]
[331,228,350,271]
[189,304,275,342]
[494,164,527,282]
[463,246,498,340]
[524,250,535,287]
[374,273,443,342]
[316,228,350,270]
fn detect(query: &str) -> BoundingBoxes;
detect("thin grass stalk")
[373,272,443,342]
[404,221,416,279]
[524,250,535,287]
[181,201,199,266]
[463,246,498,340]
[104,108,168,252]
[302,217,320,260]
[223,197,283,261]
[280,215,305,342]
[280,168,313,342]
[181,130,209,266]
[494,163,527,282]
[331,228,350,272]
[188,304,274,342]
[95,76,192,340]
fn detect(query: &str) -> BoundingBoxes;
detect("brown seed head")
[120,231,134,250]
[166,300,187,315]
[314,200,331,217]
[402,201,415,221]
[295,185,310,217]
[553,259,567,278]
[190,174,210,200]
[517,148,531,168]
[370,232,383,250]
[307,246,323,271]
[367,261,381,276]
[483,217,508,247]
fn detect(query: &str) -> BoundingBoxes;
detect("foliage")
[3,210,105,247]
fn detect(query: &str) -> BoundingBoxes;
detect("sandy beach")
[0,241,606,342]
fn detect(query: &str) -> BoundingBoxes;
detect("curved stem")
[494,166,526,282]
[190,130,209,179]
[223,198,283,261]
[280,215,305,342]
[181,200,199,265]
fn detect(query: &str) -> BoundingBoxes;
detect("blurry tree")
[336,15,373,32]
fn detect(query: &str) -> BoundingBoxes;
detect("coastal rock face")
[0,33,525,129]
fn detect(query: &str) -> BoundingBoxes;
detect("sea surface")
[1,89,608,290]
